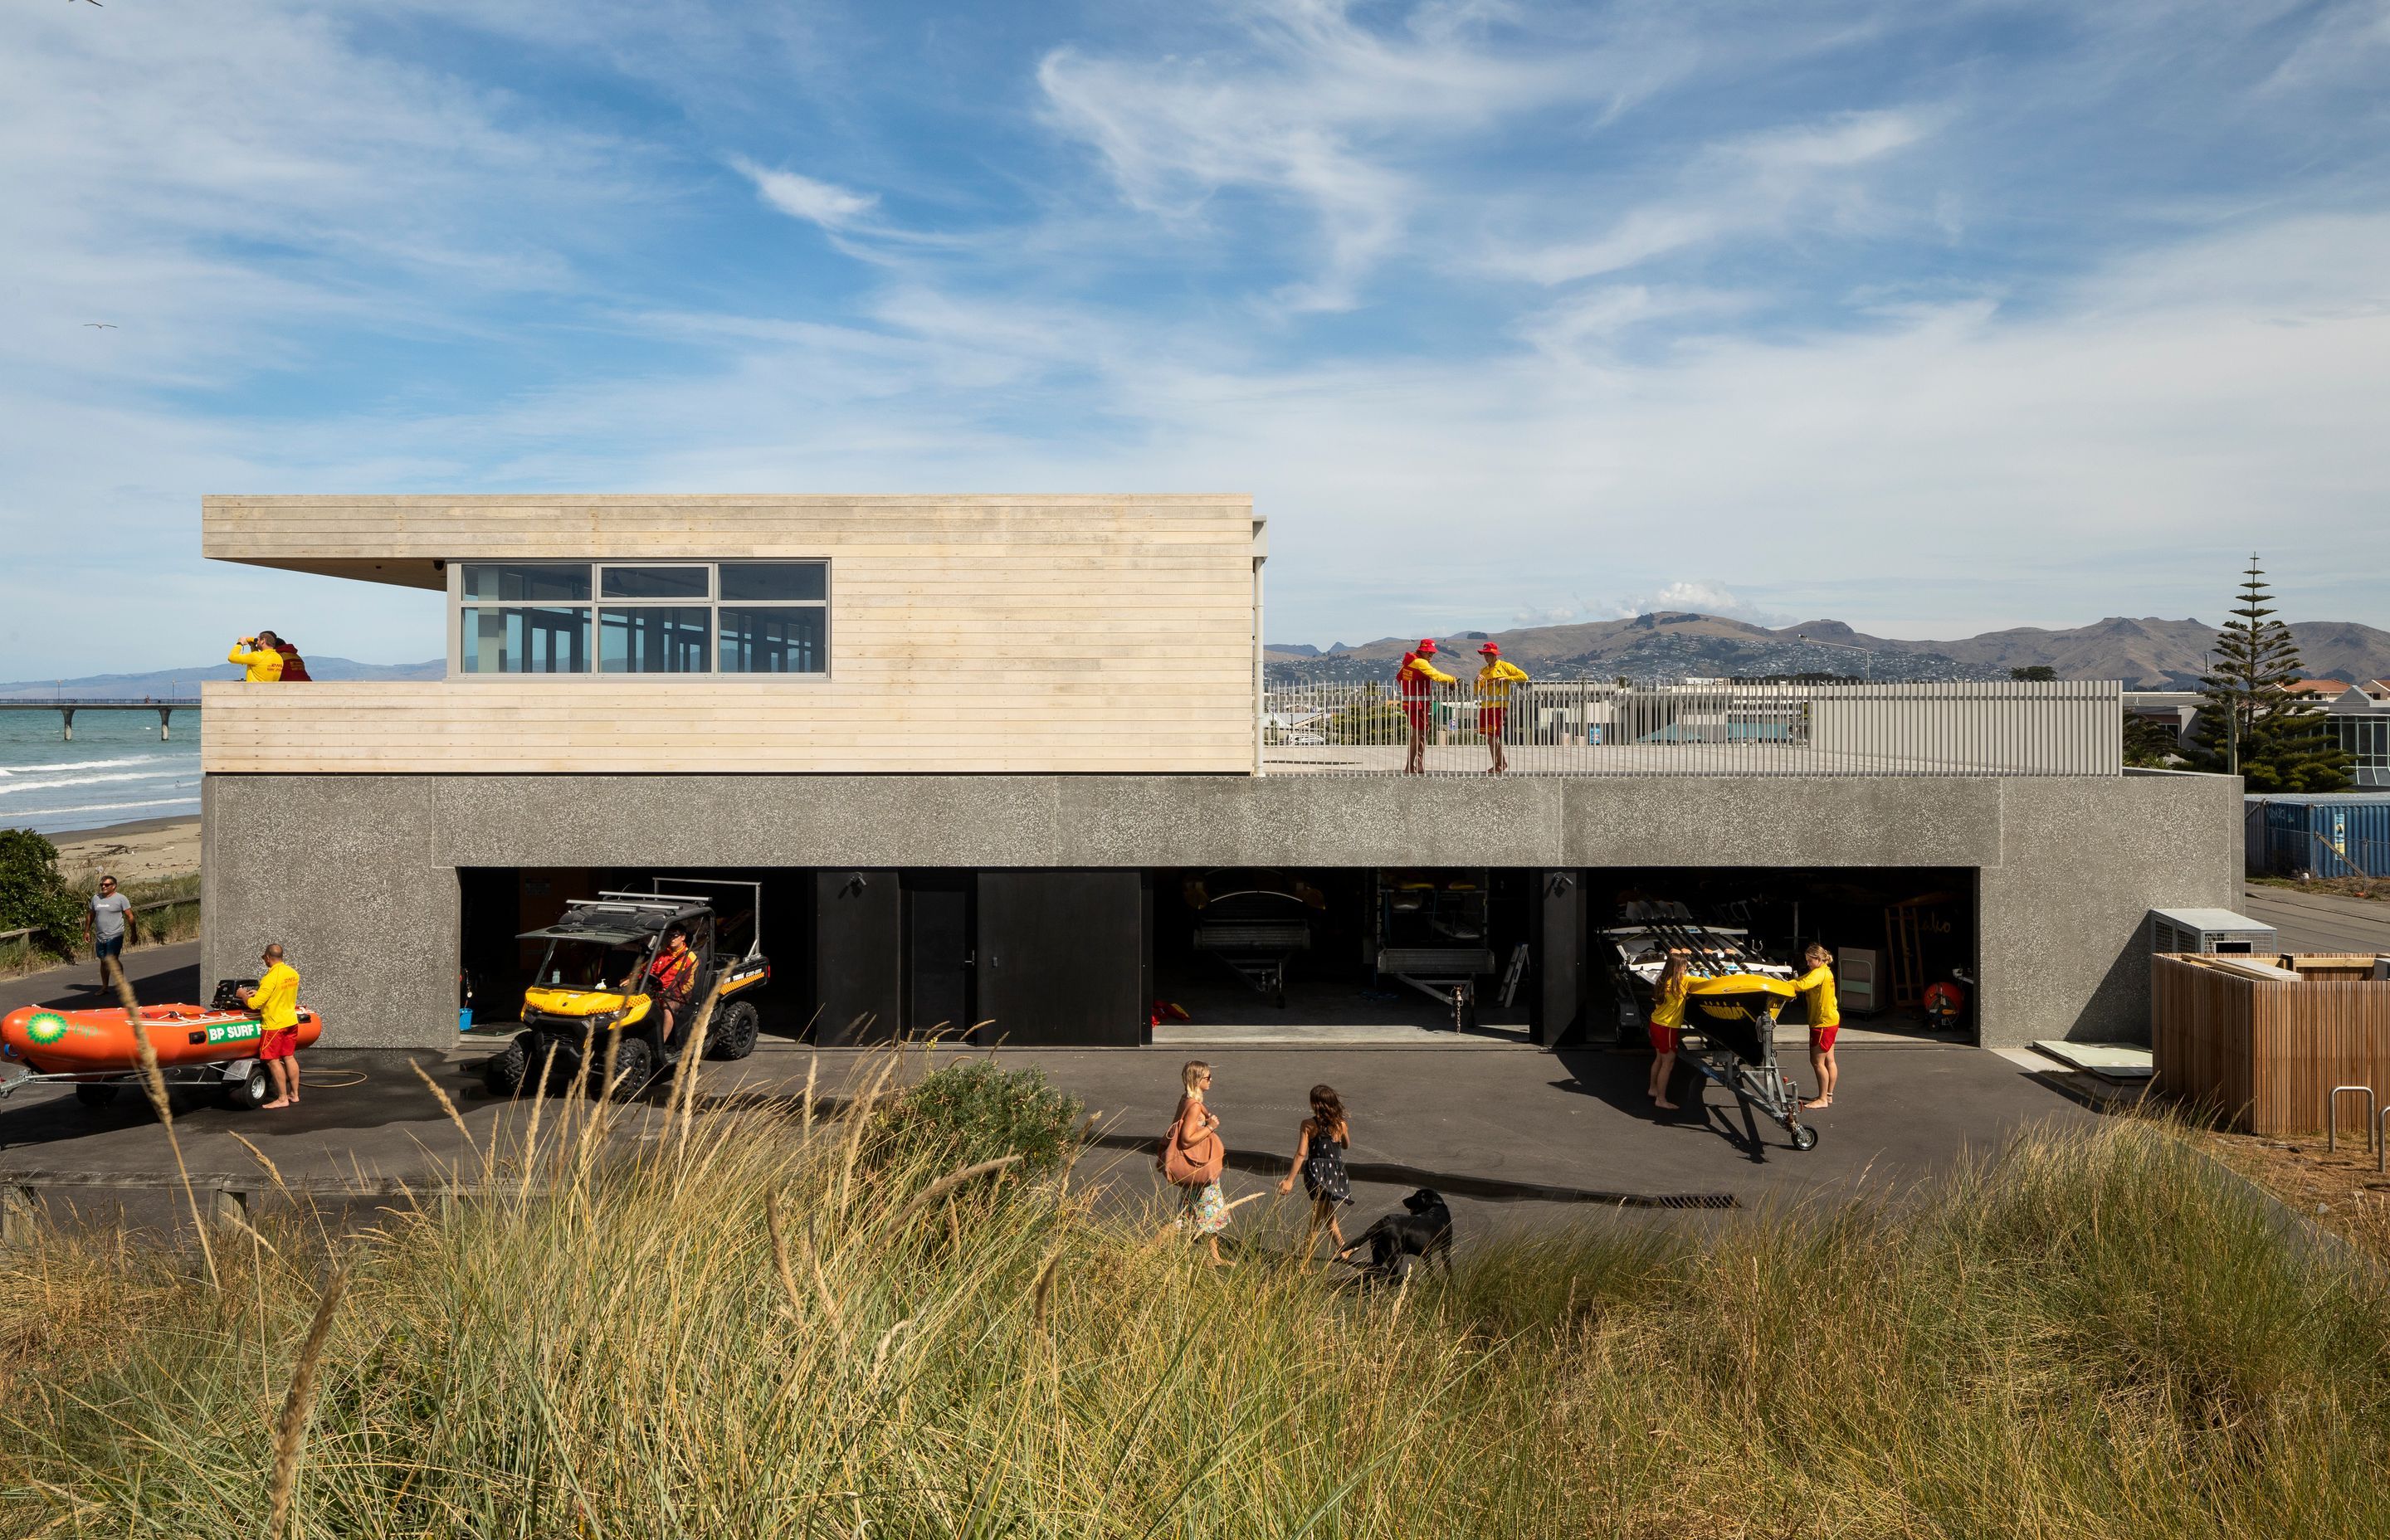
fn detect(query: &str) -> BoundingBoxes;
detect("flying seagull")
[83,322,116,329]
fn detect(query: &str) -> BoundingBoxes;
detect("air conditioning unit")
[2149,908,2278,956]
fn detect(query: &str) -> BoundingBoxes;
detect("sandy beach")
[49,815,200,884]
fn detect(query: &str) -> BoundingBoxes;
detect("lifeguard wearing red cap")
[1396,639,1457,775]
[1475,645,1530,775]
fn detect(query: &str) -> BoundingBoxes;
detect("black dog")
[1336,1188,1454,1284]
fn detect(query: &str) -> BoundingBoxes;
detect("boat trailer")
[1378,946,1496,1030]
[1641,917,1817,1152]
[1193,920,1310,1007]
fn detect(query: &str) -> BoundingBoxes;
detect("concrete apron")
[2,1034,2099,1251]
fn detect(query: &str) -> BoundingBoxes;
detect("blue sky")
[3,0,2386,676]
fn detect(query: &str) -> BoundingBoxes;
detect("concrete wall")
[202,771,2244,1051]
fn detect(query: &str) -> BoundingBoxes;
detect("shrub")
[870,1058,1084,1177]
[0,828,83,960]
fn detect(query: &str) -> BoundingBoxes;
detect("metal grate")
[1259,677,2124,777]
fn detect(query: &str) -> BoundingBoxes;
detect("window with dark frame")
[457,562,828,675]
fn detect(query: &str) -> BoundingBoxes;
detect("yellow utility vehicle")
[486,884,768,1096]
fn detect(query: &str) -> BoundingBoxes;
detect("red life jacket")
[646,948,696,998]
[272,645,311,682]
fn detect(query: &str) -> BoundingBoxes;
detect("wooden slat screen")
[2152,953,2390,1135]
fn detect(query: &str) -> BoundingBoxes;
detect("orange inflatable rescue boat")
[1,989,324,1110]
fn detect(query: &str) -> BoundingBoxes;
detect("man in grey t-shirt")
[85,875,134,986]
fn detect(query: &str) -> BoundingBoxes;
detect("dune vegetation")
[2,1055,2387,1538]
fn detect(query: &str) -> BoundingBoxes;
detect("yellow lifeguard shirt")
[1476,659,1529,703]
[246,962,301,1031]
[1790,963,1840,1027]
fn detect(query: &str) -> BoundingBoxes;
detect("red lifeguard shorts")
[1809,1024,1840,1054]
[1479,706,1506,738]
[260,1027,299,1061]
[1402,699,1432,733]
[1647,1021,1676,1055]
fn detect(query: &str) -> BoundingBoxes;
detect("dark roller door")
[978,870,1143,1046]
[1529,870,1588,1047]
[815,870,900,1044]
[905,873,975,1034]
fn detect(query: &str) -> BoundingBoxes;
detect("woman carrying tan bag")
[1159,1060,1231,1265]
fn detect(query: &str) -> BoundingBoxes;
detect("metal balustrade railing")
[1258,678,2124,776]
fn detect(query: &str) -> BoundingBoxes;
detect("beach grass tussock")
[0,1095,2386,1538]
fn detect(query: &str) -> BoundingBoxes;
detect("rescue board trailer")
[0,978,324,1112]
[1603,901,1817,1152]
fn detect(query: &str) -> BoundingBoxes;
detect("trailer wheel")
[1791,1124,1818,1152]
[705,1000,760,1061]
[483,1035,533,1098]
[223,1063,271,1111]
[74,1084,120,1109]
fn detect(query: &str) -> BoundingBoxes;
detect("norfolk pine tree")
[2186,557,2351,792]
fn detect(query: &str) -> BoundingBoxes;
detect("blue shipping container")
[2256,794,2390,880]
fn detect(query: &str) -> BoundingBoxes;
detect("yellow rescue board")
[1685,973,1797,1022]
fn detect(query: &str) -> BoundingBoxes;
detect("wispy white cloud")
[1034,0,1678,310]
[5,0,2388,677]
[1487,108,1935,286]
[730,156,880,230]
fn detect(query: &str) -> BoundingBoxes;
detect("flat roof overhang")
[202,494,1261,590]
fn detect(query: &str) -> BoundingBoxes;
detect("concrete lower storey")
[199,772,2244,1051]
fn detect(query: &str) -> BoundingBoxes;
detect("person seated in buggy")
[620,924,699,1050]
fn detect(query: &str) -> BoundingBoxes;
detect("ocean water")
[0,708,202,836]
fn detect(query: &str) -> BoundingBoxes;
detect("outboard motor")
[212,977,259,1011]
[1922,977,1967,1033]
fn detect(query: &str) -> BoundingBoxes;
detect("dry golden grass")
[0,1079,2386,1538]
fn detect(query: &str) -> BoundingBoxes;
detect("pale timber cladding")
[199,495,1260,775]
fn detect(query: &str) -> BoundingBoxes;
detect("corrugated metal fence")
[1260,678,2123,776]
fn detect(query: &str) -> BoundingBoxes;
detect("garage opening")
[1579,867,1981,1045]
[1149,868,1550,1046]
[458,866,1151,1049]
[459,866,816,1045]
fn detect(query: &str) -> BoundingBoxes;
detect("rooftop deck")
[1262,679,2124,777]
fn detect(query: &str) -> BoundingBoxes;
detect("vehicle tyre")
[484,1034,534,1098]
[592,1032,655,1097]
[223,1063,271,1111]
[705,999,760,1061]
[1790,1124,1819,1152]
[75,1084,120,1109]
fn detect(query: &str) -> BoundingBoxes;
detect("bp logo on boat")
[25,1011,70,1045]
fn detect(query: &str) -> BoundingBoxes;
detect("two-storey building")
[198,494,2240,1052]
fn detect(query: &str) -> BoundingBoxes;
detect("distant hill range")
[1264,614,2390,690]
[0,657,443,700]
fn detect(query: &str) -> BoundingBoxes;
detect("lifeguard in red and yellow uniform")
[622,925,700,1049]
[1475,642,1529,775]
[1396,639,1456,775]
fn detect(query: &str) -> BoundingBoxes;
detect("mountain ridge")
[1266,615,2390,690]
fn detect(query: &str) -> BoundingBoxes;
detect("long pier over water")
[0,699,201,741]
